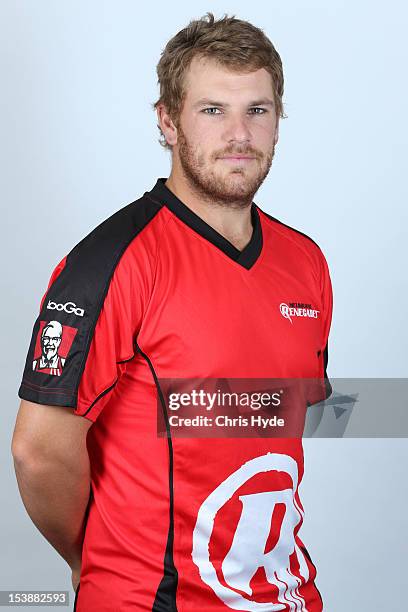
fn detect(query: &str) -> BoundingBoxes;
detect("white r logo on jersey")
[192,453,310,611]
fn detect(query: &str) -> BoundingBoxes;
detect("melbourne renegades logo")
[280,302,320,324]
[192,454,310,611]
[32,320,77,376]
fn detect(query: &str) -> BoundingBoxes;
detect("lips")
[219,156,256,161]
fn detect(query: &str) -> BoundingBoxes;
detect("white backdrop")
[1,1,407,610]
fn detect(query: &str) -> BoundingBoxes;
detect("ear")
[156,104,178,146]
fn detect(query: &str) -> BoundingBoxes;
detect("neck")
[165,171,254,251]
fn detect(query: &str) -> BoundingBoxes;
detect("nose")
[223,113,252,145]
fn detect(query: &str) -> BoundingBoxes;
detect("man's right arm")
[11,399,93,573]
[13,196,155,574]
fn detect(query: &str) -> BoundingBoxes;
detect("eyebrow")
[193,98,275,109]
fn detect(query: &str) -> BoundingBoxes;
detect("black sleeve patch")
[18,194,162,408]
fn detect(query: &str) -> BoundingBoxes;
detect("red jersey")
[19,178,333,611]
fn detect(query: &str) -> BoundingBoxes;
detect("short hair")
[153,12,286,150]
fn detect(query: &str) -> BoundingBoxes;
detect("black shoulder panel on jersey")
[18,193,163,408]
[260,209,321,250]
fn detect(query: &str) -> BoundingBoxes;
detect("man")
[12,12,333,611]
[32,320,66,376]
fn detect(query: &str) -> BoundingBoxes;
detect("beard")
[44,348,57,360]
[176,124,275,209]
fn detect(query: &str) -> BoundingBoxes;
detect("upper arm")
[12,399,93,466]
[17,218,152,424]
[14,199,160,462]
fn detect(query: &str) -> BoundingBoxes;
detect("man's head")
[154,13,286,207]
[41,321,63,361]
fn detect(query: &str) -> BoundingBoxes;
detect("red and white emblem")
[32,320,77,376]
[192,453,309,611]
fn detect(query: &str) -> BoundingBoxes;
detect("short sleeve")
[18,241,148,422]
[18,193,163,421]
[316,248,334,399]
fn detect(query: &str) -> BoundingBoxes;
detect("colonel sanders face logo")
[41,321,62,360]
[32,320,75,376]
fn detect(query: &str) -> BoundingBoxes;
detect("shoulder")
[257,206,328,271]
[52,191,167,289]
[67,191,166,271]
[40,191,168,326]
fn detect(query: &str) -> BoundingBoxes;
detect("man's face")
[172,56,279,206]
[41,328,61,360]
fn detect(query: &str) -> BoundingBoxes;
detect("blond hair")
[153,12,286,149]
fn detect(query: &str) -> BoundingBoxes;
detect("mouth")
[218,156,256,163]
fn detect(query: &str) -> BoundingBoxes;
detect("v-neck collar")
[146,177,263,270]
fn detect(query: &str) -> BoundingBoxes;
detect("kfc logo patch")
[32,320,77,376]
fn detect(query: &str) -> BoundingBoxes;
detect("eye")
[248,107,267,115]
[202,107,222,115]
